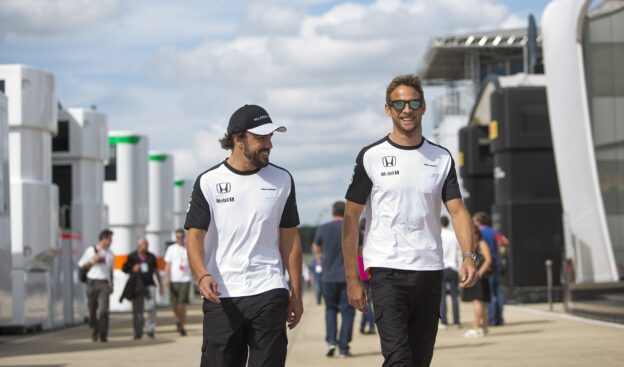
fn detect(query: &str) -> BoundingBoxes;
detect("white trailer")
[173,178,192,230]
[103,132,149,312]
[146,152,174,305]
[52,107,109,324]
[0,92,12,325]
[0,65,58,331]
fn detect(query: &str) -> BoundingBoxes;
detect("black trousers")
[370,268,443,367]
[201,288,289,367]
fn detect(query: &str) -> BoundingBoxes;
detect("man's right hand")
[132,264,141,273]
[199,275,221,304]
[346,278,368,312]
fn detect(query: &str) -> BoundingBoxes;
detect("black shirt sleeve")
[184,175,212,231]
[280,174,300,228]
[345,149,372,205]
[442,157,462,202]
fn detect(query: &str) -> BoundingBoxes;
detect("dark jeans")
[360,281,375,332]
[370,268,443,367]
[201,288,289,367]
[322,281,355,354]
[86,279,111,340]
[132,285,156,337]
[440,268,460,325]
[488,272,504,325]
[313,274,323,305]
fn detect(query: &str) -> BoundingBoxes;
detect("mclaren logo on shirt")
[216,182,231,194]
[382,156,396,167]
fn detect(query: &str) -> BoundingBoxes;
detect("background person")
[164,228,192,336]
[121,238,163,339]
[77,229,114,343]
[440,215,461,329]
[473,212,505,326]
[312,201,355,358]
[462,226,493,338]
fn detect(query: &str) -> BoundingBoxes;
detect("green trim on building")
[149,154,168,162]
[174,179,186,187]
[109,135,141,145]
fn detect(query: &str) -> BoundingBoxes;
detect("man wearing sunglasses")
[343,74,478,366]
[185,104,303,367]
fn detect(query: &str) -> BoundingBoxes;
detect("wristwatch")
[463,252,479,266]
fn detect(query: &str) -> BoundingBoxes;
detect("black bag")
[79,246,98,283]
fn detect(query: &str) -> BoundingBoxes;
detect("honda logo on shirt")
[216,182,231,194]
[382,156,396,167]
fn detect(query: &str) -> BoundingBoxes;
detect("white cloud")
[243,3,305,35]
[1,0,530,224]
[500,13,528,29]
[0,0,124,36]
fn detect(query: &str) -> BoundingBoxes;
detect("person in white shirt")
[440,215,461,328]
[164,229,192,336]
[78,229,115,342]
[186,104,303,367]
[342,74,478,366]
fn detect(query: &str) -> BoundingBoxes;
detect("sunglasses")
[388,99,423,111]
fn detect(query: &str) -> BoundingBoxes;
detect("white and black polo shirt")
[346,136,461,272]
[185,160,299,298]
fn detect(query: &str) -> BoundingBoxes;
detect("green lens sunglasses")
[388,99,423,111]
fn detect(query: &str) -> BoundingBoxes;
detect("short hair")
[99,229,113,241]
[219,132,246,150]
[332,201,346,217]
[473,212,490,226]
[386,74,425,102]
[440,215,449,227]
[175,228,185,237]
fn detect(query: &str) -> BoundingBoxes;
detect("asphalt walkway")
[1,290,623,366]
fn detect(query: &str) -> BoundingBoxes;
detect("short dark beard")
[243,139,270,168]
[392,115,421,137]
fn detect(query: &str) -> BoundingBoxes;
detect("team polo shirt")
[345,136,461,272]
[184,160,299,298]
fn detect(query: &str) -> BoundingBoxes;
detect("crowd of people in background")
[78,228,193,343]
[437,211,508,339]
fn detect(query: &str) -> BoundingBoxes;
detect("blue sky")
[0,0,553,224]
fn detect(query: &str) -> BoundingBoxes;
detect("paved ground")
[1,290,623,366]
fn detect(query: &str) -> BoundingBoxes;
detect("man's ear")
[233,133,245,148]
[384,103,393,117]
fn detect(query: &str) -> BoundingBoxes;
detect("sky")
[0,0,551,225]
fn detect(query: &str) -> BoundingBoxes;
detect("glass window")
[584,4,624,277]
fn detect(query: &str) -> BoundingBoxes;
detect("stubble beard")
[392,115,421,137]
[243,141,270,168]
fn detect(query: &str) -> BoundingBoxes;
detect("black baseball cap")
[227,104,287,135]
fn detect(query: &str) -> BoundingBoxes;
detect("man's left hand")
[286,293,303,329]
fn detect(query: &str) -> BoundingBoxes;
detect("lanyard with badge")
[139,255,149,273]
[178,246,188,272]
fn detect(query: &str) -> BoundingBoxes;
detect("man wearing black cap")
[186,104,303,367]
